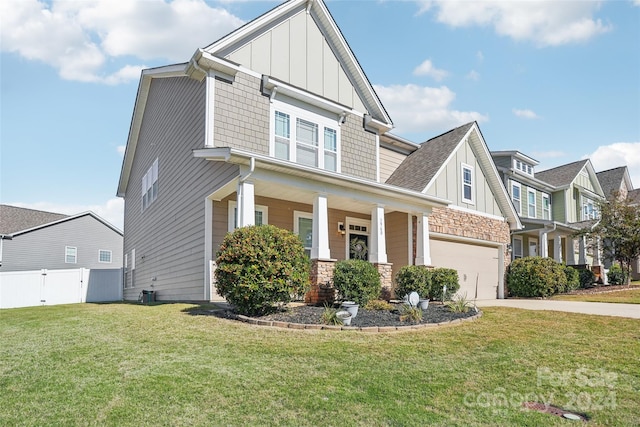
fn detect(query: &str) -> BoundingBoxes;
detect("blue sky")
[2,0,639,230]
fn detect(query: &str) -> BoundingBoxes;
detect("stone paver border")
[224,311,483,333]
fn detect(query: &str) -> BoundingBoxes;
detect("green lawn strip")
[552,285,640,304]
[0,303,638,426]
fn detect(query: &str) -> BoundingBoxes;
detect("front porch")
[201,158,450,303]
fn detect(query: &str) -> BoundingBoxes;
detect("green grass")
[1,302,638,427]
[553,284,640,304]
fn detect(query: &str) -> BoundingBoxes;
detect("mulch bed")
[207,301,479,329]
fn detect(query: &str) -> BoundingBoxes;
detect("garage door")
[430,239,500,300]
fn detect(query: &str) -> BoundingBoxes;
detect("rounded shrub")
[507,257,567,298]
[607,264,628,286]
[430,268,459,301]
[332,259,381,306]
[215,225,310,316]
[394,265,432,300]
[563,265,580,293]
[579,268,596,289]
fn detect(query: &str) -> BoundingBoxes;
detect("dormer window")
[270,99,340,172]
[513,159,533,175]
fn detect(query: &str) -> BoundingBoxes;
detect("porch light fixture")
[338,222,346,235]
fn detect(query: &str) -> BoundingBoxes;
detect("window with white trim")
[461,163,474,204]
[270,100,340,172]
[98,249,112,263]
[527,188,536,218]
[542,194,551,220]
[512,237,523,260]
[142,158,159,211]
[65,246,77,264]
[228,201,269,231]
[294,211,313,257]
[582,197,597,220]
[513,159,533,176]
[512,182,521,215]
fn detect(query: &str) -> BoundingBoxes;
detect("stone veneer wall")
[305,259,336,305]
[375,263,393,294]
[429,207,511,245]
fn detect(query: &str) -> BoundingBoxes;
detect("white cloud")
[413,59,449,81]
[374,84,488,135]
[466,70,480,81]
[416,0,611,47]
[9,198,125,231]
[0,0,244,84]
[513,108,540,119]
[587,142,640,187]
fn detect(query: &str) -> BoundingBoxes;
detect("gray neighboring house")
[596,166,640,280]
[0,205,123,271]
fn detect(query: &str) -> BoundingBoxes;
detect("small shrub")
[579,268,596,289]
[320,305,342,325]
[394,265,431,301]
[445,293,472,313]
[364,299,393,311]
[430,268,460,301]
[379,287,392,302]
[562,265,580,293]
[607,264,628,286]
[399,305,423,323]
[215,225,310,316]
[332,259,381,306]
[506,257,567,298]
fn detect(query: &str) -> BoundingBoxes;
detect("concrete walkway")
[476,299,640,319]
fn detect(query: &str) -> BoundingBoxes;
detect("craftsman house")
[492,153,606,269]
[117,0,521,303]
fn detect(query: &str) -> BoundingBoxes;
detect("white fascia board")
[193,147,451,208]
[117,64,187,197]
[261,75,359,118]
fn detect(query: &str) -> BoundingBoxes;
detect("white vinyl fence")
[0,268,123,309]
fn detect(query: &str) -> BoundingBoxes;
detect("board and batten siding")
[226,9,367,114]
[1,215,122,272]
[425,139,502,217]
[379,147,408,183]
[123,76,239,302]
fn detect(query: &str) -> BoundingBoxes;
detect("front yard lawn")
[552,283,640,304]
[1,302,638,426]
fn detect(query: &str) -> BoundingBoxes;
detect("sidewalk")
[476,299,640,319]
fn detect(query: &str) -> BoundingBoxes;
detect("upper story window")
[98,250,112,263]
[542,194,551,220]
[527,188,536,218]
[461,163,474,204]
[271,100,340,172]
[514,159,533,175]
[65,246,77,264]
[582,197,598,220]
[142,158,158,211]
[512,182,521,215]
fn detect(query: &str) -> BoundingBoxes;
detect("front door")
[346,218,369,260]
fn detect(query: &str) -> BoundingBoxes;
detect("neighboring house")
[117,0,520,303]
[596,166,640,280]
[492,153,606,272]
[0,205,123,271]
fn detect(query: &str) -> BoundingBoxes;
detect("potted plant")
[340,301,359,319]
[336,310,352,326]
[418,298,429,310]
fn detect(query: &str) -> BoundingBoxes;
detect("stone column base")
[305,259,336,305]
[374,262,393,300]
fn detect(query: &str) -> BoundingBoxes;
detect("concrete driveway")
[476,299,640,319]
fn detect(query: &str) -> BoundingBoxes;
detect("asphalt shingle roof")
[386,122,475,191]
[535,160,588,187]
[0,204,69,235]
[596,166,627,199]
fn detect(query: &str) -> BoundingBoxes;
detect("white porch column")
[554,235,562,262]
[311,194,331,260]
[237,180,255,227]
[566,237,576,265]
[415,213,432,266]
[594,237,602,266]
[370,205,387,264]
[578,236,587,264]
[539,230,549,258]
